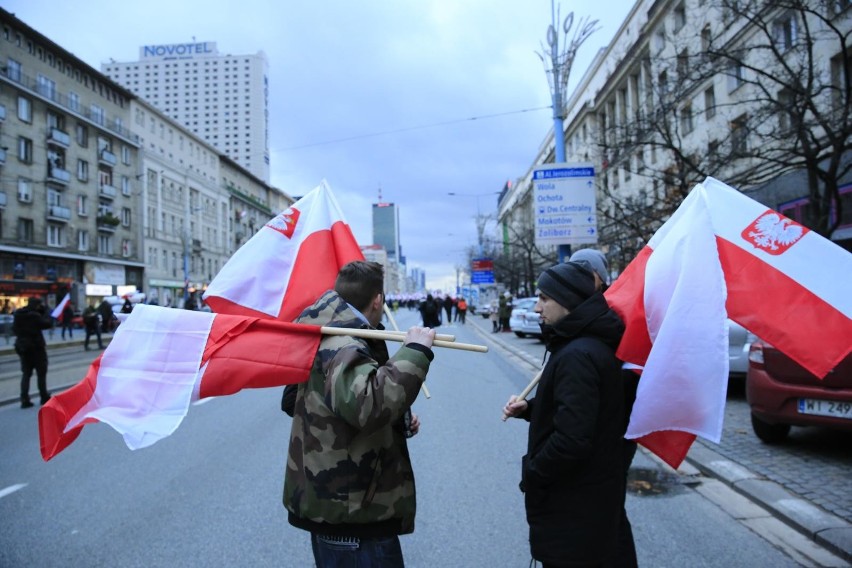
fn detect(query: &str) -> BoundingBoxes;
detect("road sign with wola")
[533,163,597,246]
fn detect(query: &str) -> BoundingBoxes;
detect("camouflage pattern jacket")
[284,290,433,537]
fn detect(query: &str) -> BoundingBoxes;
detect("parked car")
[508,297,541,338]
[728,319,757,376]
[745,340,852,443]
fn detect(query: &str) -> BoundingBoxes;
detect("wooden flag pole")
[501,369,543,422]
[320,326,488,353]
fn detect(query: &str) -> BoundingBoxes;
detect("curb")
[467,317,852,563]
[686,443,852,563]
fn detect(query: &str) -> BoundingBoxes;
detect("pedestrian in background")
[498,292,512,332]
[83,304,104,351]
[13,297,53,408]
[442,294,454,324]
[61,301,75,340]
[503,262,630,567]
[456,297,467,324]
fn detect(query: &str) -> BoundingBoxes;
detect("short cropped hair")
[334,261,384,312]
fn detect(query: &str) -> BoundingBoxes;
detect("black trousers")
[17,346,48,402]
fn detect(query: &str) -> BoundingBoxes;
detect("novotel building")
[102,41,270,182]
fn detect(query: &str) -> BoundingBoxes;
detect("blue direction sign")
[533,163,598,246]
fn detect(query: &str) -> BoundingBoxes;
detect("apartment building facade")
[0,8,143,313]
[499,0,852,275]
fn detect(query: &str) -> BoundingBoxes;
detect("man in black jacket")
[503,262,629,567]
[13,297,53,408]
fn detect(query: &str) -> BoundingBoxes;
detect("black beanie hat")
[536,261,596,311]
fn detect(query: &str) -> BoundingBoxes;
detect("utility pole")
[538,0,599,261]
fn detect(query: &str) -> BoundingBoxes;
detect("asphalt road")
[0,309,845,566]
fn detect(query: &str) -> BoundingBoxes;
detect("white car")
[728,319,757,375]
[508,297,541,338]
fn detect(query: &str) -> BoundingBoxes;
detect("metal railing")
[47,205,72,221]
[0,68,139,144]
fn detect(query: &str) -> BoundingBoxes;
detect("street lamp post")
[182,204,205,309]
[447,191,501,255]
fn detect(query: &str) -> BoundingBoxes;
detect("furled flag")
[605,177,852,468]
[38,304,322,461]
[51,292,71,321]
[203,180,364,321]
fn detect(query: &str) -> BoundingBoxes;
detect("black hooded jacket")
[519,292,626,566]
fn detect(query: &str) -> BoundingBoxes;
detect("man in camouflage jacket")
[284,261,435,567]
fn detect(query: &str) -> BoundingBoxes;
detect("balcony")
[99,184,117,200]
[47,128,71,148]
[192,238,203,254]
[97,214,119,233]
[46,167,71,186]
[0,191,7,208]
[47,205,72,222]
[99,149,117,167]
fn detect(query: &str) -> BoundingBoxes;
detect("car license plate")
[798,399,852,419]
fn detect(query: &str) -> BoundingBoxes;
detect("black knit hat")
[536,261,596,311]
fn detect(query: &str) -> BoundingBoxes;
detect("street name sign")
[533,163,598,246]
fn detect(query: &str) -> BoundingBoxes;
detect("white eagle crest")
[748,213,803,251]
[266,209,296,231]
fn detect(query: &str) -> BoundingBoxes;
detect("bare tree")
[596,0,851,250]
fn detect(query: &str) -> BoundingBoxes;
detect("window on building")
[778,88,796,133]
[730,114,749,156]
[121,176,131,196]
[17,137,33,163]
[658,70,668,99]
[47,224,64,247]
[673,2,686,32]
[17,95,31,122]
[77,159,89,181]
[830,49,852,111]
[78,229,89,251]
[69,91,80,112]
[701,25,712,53]
[727,61,745,92]
[122,239,132,258]
[121,145,131,164]
[17,218,34,242]
[7,58,21,81]
[17,178,32,202]
[97,234,113,255]
[830,0,851,16]
[121,207,131,226]
[76,123,89,147]
[90,104,105,125]
[37,74,56,100]
[680,104,694,134]
[704,86,716,119]
[773,12,798,51]
[77,194,88,216]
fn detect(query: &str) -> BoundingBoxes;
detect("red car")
[746,340,852,443]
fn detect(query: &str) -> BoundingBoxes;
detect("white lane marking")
[0,484,27,499]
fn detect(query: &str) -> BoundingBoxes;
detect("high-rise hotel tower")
[102,41,270,182]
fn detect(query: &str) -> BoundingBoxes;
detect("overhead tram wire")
[275,105,553,152]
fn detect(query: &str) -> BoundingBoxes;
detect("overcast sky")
[5,0,636,290]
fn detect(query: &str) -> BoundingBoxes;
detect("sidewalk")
[463,313,852,563]
[0,328,113,406]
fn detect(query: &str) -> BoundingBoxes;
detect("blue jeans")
[310,534,404,568]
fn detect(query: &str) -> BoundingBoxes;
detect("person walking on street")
[442,295,454,324]
[498,292,512,332]
[419,293,441,327]
[13,297,53,408]
[61,302,75,340]
[456,297,467,324]
[502,261,631,567]
[83,304,104,351]
[283,260,436,568]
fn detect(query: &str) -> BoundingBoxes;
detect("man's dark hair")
[334,261,384,312]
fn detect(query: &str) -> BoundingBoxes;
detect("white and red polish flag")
[38,304,321,461]
[51,293,71,321]
[203,180,364,321]
[605,177,852,468]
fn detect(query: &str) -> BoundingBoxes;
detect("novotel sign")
[140,42,217,60]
